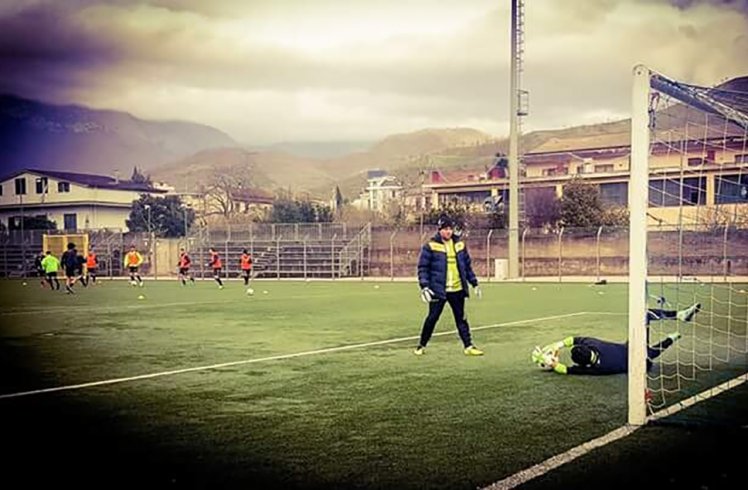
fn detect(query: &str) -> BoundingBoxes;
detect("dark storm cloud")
[0,0,744,142]
[0,1,124,101]
[670,0,748,14]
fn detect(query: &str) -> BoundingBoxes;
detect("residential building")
[353,169,403,212]
[424,134,748,228]
[0,169,167,231]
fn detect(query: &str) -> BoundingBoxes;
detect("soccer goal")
[628,66,748,425]
[42,233,90,258]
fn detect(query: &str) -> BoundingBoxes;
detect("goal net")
[628,66,748,426]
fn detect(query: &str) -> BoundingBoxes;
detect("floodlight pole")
[507,0,521,279]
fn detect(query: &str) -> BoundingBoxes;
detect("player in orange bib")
[240,249,253,286]
[177,248,195,286]
[124,245,144,287]
[208,247,223,289]
[84,247,99,286]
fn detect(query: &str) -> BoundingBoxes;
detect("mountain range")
[2,75,746,200]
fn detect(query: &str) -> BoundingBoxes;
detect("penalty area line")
[0,311,590,401]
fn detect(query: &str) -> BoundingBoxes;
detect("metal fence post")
[303,235,308,279]
[596,226,603,282]
[558,226,565,282]
[249,222,254,256]
[276,235,281,280]
[521,227,528,280]
[331,234,337,279]
[224,240,230,280]
[486,229,493,282]
[389,230,398,280]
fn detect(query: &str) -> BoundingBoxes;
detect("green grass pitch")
[1,279,745,489]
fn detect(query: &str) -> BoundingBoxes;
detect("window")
[715,174,748,204]
[63,213,77,230]
[58,181,70,193]
[688,157,705,167]
[542,167,568,176]
[0,184,3,196]
[736,154,748,164]
[649,177,706,207]
[595,164,614,173]
[14,178,26,195]
[599,182,628,206]
[35,177,48,194]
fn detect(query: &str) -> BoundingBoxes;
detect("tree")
[332,185,344,213]
[130,166,152,184]
[422,202,471,228]
[205,164,254,218]
[127,194,195,237]
[559,178,627,228]
[268,198,333,223]
[560,179,604,228]
[8,216,56,230]
[525,187,560,229]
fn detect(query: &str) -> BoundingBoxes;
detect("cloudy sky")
[1,0,747,144]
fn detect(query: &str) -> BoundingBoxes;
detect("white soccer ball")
[246,288,254,296]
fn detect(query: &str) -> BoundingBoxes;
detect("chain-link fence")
[3,223,747,280]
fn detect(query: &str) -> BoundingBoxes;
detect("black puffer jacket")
[417,233,478,299]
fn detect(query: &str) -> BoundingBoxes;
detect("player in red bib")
[177,248,195,286]
[208,247,224,289]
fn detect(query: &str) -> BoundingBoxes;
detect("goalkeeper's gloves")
[531,346,545,365]
[420,287,435,303]
[474,285,482,299]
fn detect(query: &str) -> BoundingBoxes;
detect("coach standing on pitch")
[414,215,483,357]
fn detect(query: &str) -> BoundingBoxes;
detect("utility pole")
[508,0,527,279]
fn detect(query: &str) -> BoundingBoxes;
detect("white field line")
[648,372,748,422]
[0,311,590,400]
[481,425,642,490]
[481,358,748,490]
[0,299,238,316]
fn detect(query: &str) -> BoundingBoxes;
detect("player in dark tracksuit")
[414,215,483,356]
[540,302,701,375]
[34,251,47,288]
[60,243,79,294]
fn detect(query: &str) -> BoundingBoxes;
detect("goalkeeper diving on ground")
[532,301,701,375]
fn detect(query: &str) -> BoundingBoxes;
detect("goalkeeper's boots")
[677,303,701,322]
[464,345,484,356]
[413,346,425,356]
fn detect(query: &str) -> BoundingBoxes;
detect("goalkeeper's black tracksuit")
[557,336,676,375]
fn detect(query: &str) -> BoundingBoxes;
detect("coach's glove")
[420,287,435,303]
[474,286,482,299]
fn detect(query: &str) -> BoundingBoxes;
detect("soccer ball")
[246,287,254,296]
[532,346,559,371]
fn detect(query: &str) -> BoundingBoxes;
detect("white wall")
[0,204,131,231]
[0,172,143,207]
